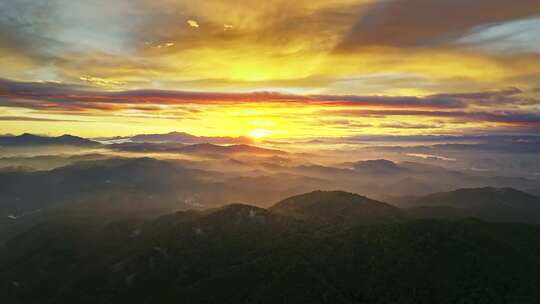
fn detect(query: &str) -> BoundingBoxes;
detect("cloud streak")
[322,109,540,127]
[2,79,535,111]
[0,78,473,111]
[1,77,538,136]
[0,116,80,122]
[336,0,540,49]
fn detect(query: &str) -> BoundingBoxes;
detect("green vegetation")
[3,191,540,303]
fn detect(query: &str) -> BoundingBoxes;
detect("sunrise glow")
[0,0,538,139]
[248,129,272,140]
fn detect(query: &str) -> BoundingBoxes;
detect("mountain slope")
[406,187,540,223]
[3,209,540,303]
[270,190,404,226]
[411,187,540,209]
[0,157,212,218]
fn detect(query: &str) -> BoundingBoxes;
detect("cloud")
[456,18,540,55]
[323,109,540,127]
[0,2,64,63]
[429,87,540,106]
[379,122,441,129]
[312,94,464,108]
[432,87,522,99]
[2,76,538,138]
[1,77,538,134]
[336,0,540,50]
[0,0,136,72]
[312,119,373,129]
[0,116,80,122]
[0,78,471,112]
[187,20,200,28]
[0,0,365,89]
[1,78,538,132]
[339,134,540,143]
[155,42,175,49]
[1,0,539,96]
[79,75,126,87]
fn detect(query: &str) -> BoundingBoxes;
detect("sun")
[248,129,272,140]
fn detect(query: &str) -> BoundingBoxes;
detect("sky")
[0,0,540,139]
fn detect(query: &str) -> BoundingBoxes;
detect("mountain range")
[0,133,100,147]
[130,131,253,145]
[3,190,540,303]
[402,187,540,223]
[1,139,540,302]
[108,142,286,155]
[0,132,253,148]
[2,156,539,228]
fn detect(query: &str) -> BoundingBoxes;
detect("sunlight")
[248,128,272,140]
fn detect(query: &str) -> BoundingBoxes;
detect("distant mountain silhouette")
[406,187,540,223]
[178,143,286,155]
[108,142,186,152]
[130,131,253,145]
[352,159,408,175]
[0,166,34,173]
[410,187,540,209]
[0,133,99,147]
[0,153,110,171]
[109,142,286,155]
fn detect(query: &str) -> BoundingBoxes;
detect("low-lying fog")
[0,133,539,244]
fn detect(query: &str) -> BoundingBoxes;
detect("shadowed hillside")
[3,191,540,303]
[270,190,404,227]
[404,187,540,223]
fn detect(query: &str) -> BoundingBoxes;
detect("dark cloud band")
[0,78,467,111]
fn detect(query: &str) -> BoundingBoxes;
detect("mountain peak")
[270,190,403,225]
[58,134,79,139]
[18,133,41,139]
[168,131,191,135]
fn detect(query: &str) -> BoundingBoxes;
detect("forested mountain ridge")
[3,190,540,303]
